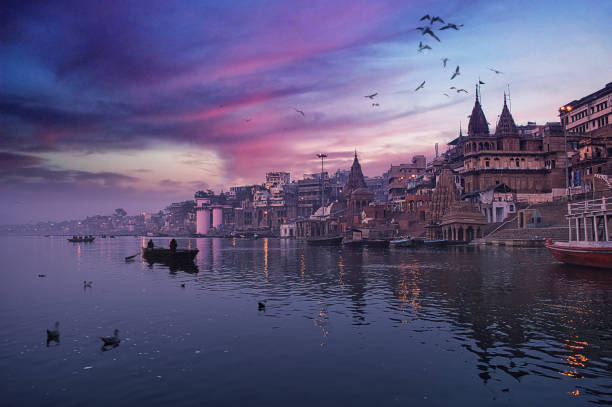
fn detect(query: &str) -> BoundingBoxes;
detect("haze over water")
[1,236,611,405]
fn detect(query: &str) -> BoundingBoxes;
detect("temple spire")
[459,122,463,137]
[344,151,367,198]
[476,84,479,102]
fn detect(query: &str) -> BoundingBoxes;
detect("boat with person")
[142,247,199,263]
[67,236,95,243]
[545,196,612,269]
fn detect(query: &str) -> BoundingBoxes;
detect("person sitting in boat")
[147,239,154,249]
[169,238,177,253]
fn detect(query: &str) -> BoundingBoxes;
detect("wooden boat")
[342,238,364,247]
[306,235,343,246]
[545,197,612,269]
[545,240,612,269]
[363,239,390,248]
[67,236,95,242]
[423,239,448,246]
[390,237,414,247]
[142,247,199,263]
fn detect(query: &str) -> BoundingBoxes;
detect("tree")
[114,208,127,217]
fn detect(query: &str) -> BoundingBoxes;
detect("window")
[551,160,555,169]
[515,159,520,167]
[485,160,490,168]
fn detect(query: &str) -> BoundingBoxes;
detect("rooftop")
[562,82,612,110]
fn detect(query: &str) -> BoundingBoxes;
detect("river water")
[0,236,611,406]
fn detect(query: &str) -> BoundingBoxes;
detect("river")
[1,236,611,406]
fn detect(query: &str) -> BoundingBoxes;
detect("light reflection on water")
[0,236,611,406]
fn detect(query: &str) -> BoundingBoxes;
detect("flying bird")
[244,118,252,122]
[292,107,305,116]
[450,86,456,90]
[440,23,463,30]
[372,103,380,107]
[479,79,486,85]
[418,42,432,52]
[441,58,449,67]
[430,16,445,24]
[83,280,92,288]
[364,93,377,99]
[457,89,468,93]
[488,67,503,74]
[422,27,440,42]
[415,81,426,91]
[443,93,450,97]
[450,66,460,80]
[416,26,426,32]
[420,14,431,21]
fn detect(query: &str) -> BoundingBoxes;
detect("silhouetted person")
[169,239,177,253]
[147,239,154,249]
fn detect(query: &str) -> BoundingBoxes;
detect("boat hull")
[424,239,448,246]
[363,239,390,248]
[545,241,612,269]
[342,239,364,247]
[306,236,343,246]
[67,237,95,243]
[390,239,414,247]
[142,248,199,263]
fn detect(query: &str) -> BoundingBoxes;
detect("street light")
[316,153,327,216]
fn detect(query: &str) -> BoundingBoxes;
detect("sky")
[1,0,611,223]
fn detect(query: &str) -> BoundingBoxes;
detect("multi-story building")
[559,82,611,134]
[559,82,612,194]
[265,172,290,189]
[386,155,427,202]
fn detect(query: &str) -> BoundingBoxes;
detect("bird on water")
[100,329,121,348]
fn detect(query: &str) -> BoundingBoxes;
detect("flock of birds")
[46,322,120,351]
[236,13,506,121]
[364,14,505,108]
[236,12,506,122]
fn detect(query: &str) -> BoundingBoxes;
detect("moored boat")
[545,240,612,269]
[390,237,414,247]
[424,239,448,246]
[545,196,612,269]
[362,239,390,248]
[306,235,343,246]
[342,238,363,247]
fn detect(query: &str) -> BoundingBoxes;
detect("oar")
[125,253,138,261]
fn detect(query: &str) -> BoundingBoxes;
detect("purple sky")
[1,0,611,223]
